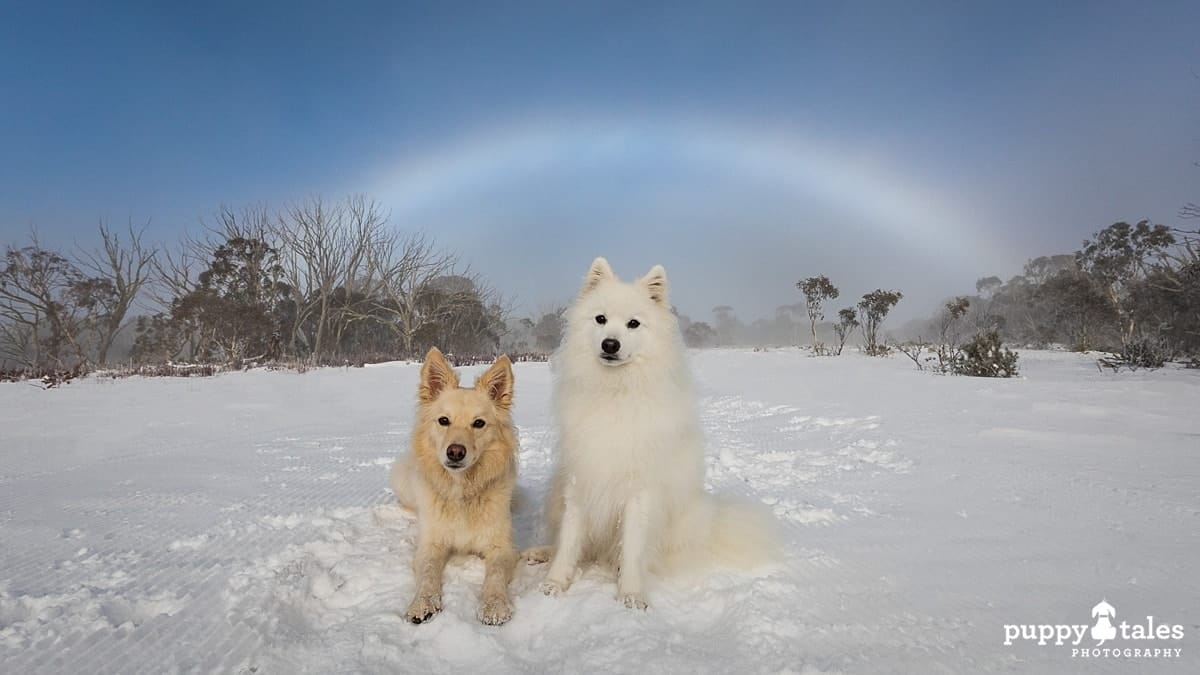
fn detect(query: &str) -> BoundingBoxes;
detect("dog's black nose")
[446,444,466,462]
[601,338,621,355]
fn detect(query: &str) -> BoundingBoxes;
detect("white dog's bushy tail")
[706,496,781,569]
[662,494,781,575]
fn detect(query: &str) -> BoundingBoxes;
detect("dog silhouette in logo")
[1091,599,1116,645]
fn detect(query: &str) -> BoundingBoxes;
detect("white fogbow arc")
[366,117,1000,262]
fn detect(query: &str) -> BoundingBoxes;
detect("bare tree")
[143,233,210,361]
[75,220,157,366]
[276,196,342,357]
[275,195,389,358]
[411,273,512,356]
[935,296,970,371]
[365,231,461,356]
[150,233,204,308]
[329,196,391,353]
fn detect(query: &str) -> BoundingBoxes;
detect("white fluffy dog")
[538,257,778,609]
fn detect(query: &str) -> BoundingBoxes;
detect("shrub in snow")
[953,331,1019,378]
[1,365,86,387]
[895,340,935,371]
[832,307,858,355]
[1097,336,1174,372]
[1117,337,1171,370]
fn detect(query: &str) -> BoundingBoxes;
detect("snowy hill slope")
[1,350,1196,673]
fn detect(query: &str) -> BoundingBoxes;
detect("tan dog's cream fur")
[389,348,519,625]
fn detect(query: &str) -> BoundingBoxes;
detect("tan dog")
[389,348,519,625]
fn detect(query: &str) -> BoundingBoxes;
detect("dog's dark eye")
[626,319,640,329]
[472,419,486,429]
[595,314,607,325]
[437,416,450,426]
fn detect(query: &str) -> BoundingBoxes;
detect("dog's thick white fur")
[538,257,779,609]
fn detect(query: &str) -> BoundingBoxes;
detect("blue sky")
[2,1,1198,320]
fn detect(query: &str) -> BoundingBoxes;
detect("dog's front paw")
[478,594,514,625]
[540,578,569,597]
[405,593,443,624]
[619,592,649,610]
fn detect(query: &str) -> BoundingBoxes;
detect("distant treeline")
[4,195,1198,377]
[0,196,514,372]
[904,221,1200,366]
[738,220,1200,367]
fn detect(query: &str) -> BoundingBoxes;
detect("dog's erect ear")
[476,354,514,410]
[640,264,669,305]
[419,347,459,403]
[581,257,614,295]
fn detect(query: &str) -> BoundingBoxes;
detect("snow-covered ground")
[1,350,1196,674]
